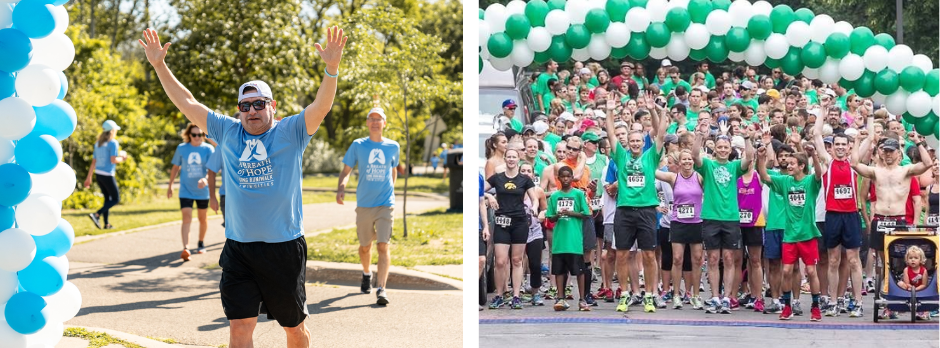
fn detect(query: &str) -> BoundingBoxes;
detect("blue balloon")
[0,163,31,206]
[0,204,12,230]
[28,100,76,141]
[0,70,13,99]
[0,28,33,73]
[13,134,61,174]
[57,70,68,99]
[4,291,47,334]
[17,255,67,296]
[11,0,55,39]
[33,218,74,258]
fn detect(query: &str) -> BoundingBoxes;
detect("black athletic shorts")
[493,215,528,245]
[613,206,657,250]
[702,220,742,250]
[670,221,703,244]
[741,226,764,247]
[219,237,308,327]
[594,214,604,239]
[551,253,583,276]
[582,217,597,252]
[180,198,209,210]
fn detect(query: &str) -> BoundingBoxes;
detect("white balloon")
[802,66,820,80]
[571,48,591,62]
[480,43,491,60]
[646,0,669,22]
[666,33,690,61]
[28,162,76,201]
[545,10,571,36]
[785,21,811,48]
[50,5,68,35]
[14,194,61,236]
[0,3,11,29]
[887,45,914,73]
[764,34,789,60]
[705,10,732,36]
[588,34,611,61]
[42,282,81,323]
[911,54,934,73]
[907,91,932,117]
[684,23,709,50]
[863,45,889,73]
[0,318,27,348]
[479,20,490,49]
[506,0,526,15]
[927,136,939,151]
[510,41,534,67]
[526,27,552,52]
[819,58,842,84]
[0,270,15,305]
[484,4,508,33]
[744,40,767,67]
[885,90,910,115]
[0,228,35,272]
[934,95,940,116]
[668,0,689,10]
[871,92,887,105]
[809,14,835,44]
[751,1,773,16]
[626,7,651,33]
[605,22,631,48]
[15,65,60,107]
[490,55,513,71]
[0,97,37,140]
[728,0,753,28]
[24,320,62,347]
[565,0,590,25]
[0,139,12,164]
[649,46,668,60]
[833,21,853,36]
[587,0,605,10]
[728,51,746,63]
[839,54,865,81]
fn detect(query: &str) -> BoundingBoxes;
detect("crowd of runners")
[479,59,939,321]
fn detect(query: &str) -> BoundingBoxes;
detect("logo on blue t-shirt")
[187,152,201,165]
[239,138,269,161]
[236,139,273,188]
[369,148,386,165]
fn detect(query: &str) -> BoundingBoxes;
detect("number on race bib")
[495,215,511,227]
[927,215,939,226]
[590,197,603,211]
[676,204,695,219]
[739,209,753,224]
[788,192,805,207]
[833,185,853,200]
[627,175,645,187]
[557,198,574,212]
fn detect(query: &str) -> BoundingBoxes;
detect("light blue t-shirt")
[342,137,400,208]
[93,140,119,176]
[207,110,313,243]
[171,142,215,200]
[206,149,225,196]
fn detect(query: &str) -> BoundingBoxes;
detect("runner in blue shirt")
[168,123,215,258]
[83,120,128,229]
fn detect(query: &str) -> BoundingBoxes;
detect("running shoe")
[845,296,856,313]
[691,296,704,310]
[511,296,523,309]
[819,296,830,312]
[779,305,794,320]
[565,285,574,300]
[705,297,720,314]
[579,300,591,311]
[594,287,608,299]
[753,298,765,313]
[764,301,783,314]
[503,291,513,302]
[849,305,863,318]
[627,293,643,307]
[917,312,931,321]
[585,293,598,307]
[541,265,549,275]
[360,273,372,294]
[614,287,623,300]
[639,273,645,289]
[553,299,569,311]
[376,288,389,305]
[792,301,804,316]
[180,249,191,262]
[825,298,841,317]
[520,293,533,303]
[744,297,756,309]
[673,299,683,310]
[878,309,897,319]
[654,294,666,309]
[720,297,732,314]
[616,295,629,312]
[605,288,615,303]
[88,213,101,229]
[738,293,751,303]
[532,293,545,306]
[662,291,674,304]
[729,297,740,311]
[810,306,822,321]
[930,310,939,318]
[682,292,691,304]
[488,296,505,309]
[866,278,875,294]
[196,241,207,254]
[546,286,557,300]
[643,294,656,313]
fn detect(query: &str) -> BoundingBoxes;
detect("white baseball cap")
[368,107,387,120]
[238,80,274,102]
[532,121,549,135]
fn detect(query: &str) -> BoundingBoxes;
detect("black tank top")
[929,185,938,215]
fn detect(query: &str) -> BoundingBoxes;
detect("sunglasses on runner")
[238,99,272,112]
[190,133,204,138]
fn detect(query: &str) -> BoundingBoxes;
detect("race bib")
[495,215,511,227]
[676,204,695,219]
[627,175,645,187]
[557,198,574,212]
[739,209,754,224]
[927,214,939,226]
[877,219,897,232]
[788,192,805,207]
[834,184,853,200]
[590,197,603,211]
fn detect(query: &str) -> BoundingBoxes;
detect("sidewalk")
[59,197,462,347]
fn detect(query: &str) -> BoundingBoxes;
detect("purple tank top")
[672,171,703,224]
[737,171,763,227]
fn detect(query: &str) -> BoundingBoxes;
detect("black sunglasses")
[238,99,271,112]
[190,133,204,138]
[568,147,582,151]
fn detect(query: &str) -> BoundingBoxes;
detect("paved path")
[62,197,461,347]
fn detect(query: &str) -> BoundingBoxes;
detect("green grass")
[146,336,179,344]
[306,208,462,267]
[64,192,353,237]
[302,173,448,193]
[64,327,144,348]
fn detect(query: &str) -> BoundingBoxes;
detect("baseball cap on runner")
[368,107,387,120]
[238,80,274,102]
[880,138,900,151]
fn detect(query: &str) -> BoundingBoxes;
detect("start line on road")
[479,316,939,330]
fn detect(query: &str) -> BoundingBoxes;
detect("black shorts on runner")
[670,221,703,244]
[702,220,742,250]
[594,215,604,239]
[582,217,597,252]
[823,211,862,249]
[870,215,904,252]
[551,253,583,276]
[741,226,764,247]
[219,236,308,328]
[613,206,657,251]
[493,215,528,245]
[180,198,209,210]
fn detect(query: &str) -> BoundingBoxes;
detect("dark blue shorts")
[763,229,784,260]
[823,211,862,249]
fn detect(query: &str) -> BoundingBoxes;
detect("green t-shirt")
[510,118,523,133]
[586,154,608,197]
[765,168,788,231]
[545,133,562,154]
[696,158,745,221]
[661,79,693,97]
[666,121,695,134]
[534,151,555,179]
[732,98,759,113]
[632,76,647,91]
[535,73,558,111]
[546,188,591,254]
[805,90,818,105]
[542,93,554,111]
[588,77,599,87]
[766,173,822,242]
[611,141,662,207]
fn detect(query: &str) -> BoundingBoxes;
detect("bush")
[302,138,344,174]
[63,189,104,210]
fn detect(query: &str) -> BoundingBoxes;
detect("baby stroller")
[872,223,939,322]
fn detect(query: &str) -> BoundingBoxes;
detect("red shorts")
[782,239,820,265]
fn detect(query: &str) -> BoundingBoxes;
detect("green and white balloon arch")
[479,0,940,145]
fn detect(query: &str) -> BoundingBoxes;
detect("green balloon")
[629,0,648,9]
[839,77,855,90]
[547,0,566,11]
[924,69,939,96]
[612,45,630,59]
[712,0,732,11]
[585,8,611,33]
[479,8,484,20]
[900,66,927,92]
[801,42,826,68]
[854,70,876,98]
[479,56,483,73]
[873,33,896,50]
[747,15,773,41]
[794,8,814,24]
[706,36,729,63]
[769,5,794,33]
[902,112,919,125]
[666,7,691,32]
[505,14,531,40]
[487,33,513,58]
[549,35,572,62]
[646,22,672,48]
[781,48,804,76]
[566,24,591,49]
[874,69,900,95]
[606,0,630,22]
[688,0,713,24]
[689,49,707,62]
[825,33,850,59]
[725,28,750,53]
[913,116,937,136]
[849,27,875,56]
[764,58,781,69]
[626,34,651,60]
[525,0,550,27]
[534,50,551,64]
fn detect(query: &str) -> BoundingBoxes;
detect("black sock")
[583,263,592,295]
[811,293,820,308]
[198,241,205,248]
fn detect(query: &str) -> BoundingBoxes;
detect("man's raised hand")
[315,26,348,72]
[138,28,171,67]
